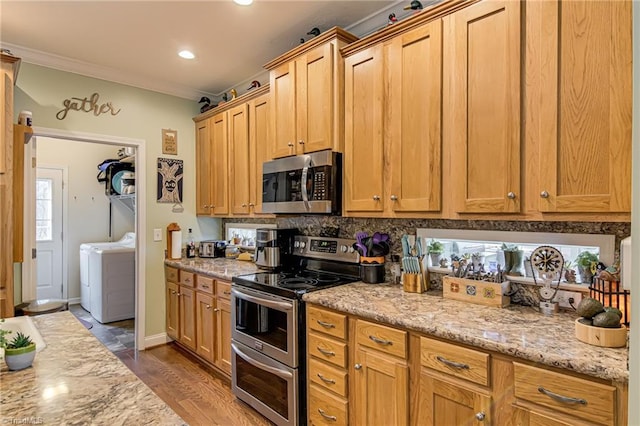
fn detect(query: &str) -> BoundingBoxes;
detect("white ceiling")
[0,0,408,101]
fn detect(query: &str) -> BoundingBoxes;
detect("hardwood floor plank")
[117,343,273,426]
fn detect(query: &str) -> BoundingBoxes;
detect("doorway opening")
[22,127,147,350]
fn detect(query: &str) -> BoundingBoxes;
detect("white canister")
[18,110,32,127]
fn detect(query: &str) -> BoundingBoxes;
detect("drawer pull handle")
[369,335,393,346]
[317,320,335,329]
[436,355,469,370]
[202,284,209,289]
[538,387,587,405]
[223,291,231,295]
[317,373,336,384]
[171,290,177,295]
[318,409,337,422]
[316,347,335,357]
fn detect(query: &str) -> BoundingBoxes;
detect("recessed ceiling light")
[178,50,195,59]
[234,0,253,5]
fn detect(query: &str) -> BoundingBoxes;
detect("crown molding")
[1,42,212,100]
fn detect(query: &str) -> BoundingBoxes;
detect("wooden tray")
[442,276,511,308]
[574,319,627,348]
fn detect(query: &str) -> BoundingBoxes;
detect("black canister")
[360,263,385,284]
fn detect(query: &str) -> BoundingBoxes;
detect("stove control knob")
[340,245,348,253]
[348,246,355,253]
[294,241,300,248]
[300,241,307,249]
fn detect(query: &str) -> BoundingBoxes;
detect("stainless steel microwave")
[262,150,341,214]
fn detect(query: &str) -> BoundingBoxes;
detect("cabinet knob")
[540,190,549,198]
[372,195,381,201]
[475,412,486,421]
[206,304,211,309]
[390,195,398,201]
[354,363,362,370]
[249,203,255,207]
[507,192,516,199]
[171,290,177,295]
[288,142,294,147]
[298,140,305,145]
[213,308,220,312]
[242,203,247,207]
[203,204,209,208]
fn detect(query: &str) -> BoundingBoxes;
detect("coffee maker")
[254,228,297,270]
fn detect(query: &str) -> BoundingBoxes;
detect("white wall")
[37,137,135,301]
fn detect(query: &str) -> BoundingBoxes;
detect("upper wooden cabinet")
[529,0,632,214]
[448,0,522,214]
[266,27,358,159]
[195,119,212,215]
[229,103,250,215]
[248,93,271,215]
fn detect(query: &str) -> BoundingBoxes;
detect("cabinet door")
[387,20,443,213]
[166,281,179,341]
[179,285,197,351]
[229,104,250,215]
[211,111,229,215]
[195,119,212,215]
[196,292,215,363]
[249,93,270,214]
[353,347,408,426]
[449,0,522,213]
[216,297,232,375]
[535,0,631,213]
[344,45,385,213]
[297,43,334,154]
[417,372,492,425]
[271,61,297,158]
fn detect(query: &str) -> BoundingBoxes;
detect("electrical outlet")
[553,290,583,309]
[153,228,162,242]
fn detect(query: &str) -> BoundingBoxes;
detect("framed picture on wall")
[162,129,178,155]
[157,158,183,203]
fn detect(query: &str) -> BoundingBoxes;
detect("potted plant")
[4,331,36,371]
[575,251,598,284]
[427,239,444,267]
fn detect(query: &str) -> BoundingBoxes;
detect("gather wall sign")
[56,92,121,120]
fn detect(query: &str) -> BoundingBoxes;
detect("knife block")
[403,273,425,293]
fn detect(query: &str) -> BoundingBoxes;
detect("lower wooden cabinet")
[164,268,231,377]
[306,304,628,426]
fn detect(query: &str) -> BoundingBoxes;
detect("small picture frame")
[162,129,178,155]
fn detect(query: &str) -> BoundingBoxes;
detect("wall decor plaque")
[56,92,121,120]
[157,158,183,203]
[162,129,178,155]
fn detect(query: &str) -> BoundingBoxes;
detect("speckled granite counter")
[0,311,185,425]
[303,282,629,383]
[165,257,259,280]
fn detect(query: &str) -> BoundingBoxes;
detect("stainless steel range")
[231,235,359,426]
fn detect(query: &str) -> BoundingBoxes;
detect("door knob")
[507,192,516,199]
[540,190,549,198]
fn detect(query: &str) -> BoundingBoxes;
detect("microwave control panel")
[312,168,328,200]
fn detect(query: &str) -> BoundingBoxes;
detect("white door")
[36,168,64,300]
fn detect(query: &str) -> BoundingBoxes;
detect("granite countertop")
[0,311,185,425]
[165,257,259,281]
[303,282,629,383]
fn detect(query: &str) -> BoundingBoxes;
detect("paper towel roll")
[171,231,182,259]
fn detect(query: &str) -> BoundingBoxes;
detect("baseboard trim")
[144,332,171,349]
[67,298,81,305]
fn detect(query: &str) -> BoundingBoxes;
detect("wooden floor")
[117,343,274,426]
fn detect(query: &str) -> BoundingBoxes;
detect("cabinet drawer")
[179,271,195,287]
[308,332,347,369]
[309,357,347,397]
[165,266,178,283]
[308,306,347,340]
[309,384,348,426]
[355,320,407,359]
[216,280,232,300]
[420,336,490,386]
[196,275,214,294]
[514,363,616,426]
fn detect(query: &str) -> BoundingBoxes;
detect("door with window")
[35,167,63,300]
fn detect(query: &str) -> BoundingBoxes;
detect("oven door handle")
[232,343,293,379]
[231,288,293,311]
[301,155,312,211]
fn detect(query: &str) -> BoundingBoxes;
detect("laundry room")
[34,137,136,324]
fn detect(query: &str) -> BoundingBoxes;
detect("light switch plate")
[153,228,162,242]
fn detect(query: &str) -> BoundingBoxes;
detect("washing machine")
[79,232,136,323]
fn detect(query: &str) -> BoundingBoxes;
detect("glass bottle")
[186,228,196,258]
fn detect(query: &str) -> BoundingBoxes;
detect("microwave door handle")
[231,288,293,311]
[232,343,293,379]
[301,155,312,211]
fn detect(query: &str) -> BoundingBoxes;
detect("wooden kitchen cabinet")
[216,280,232,375]
[266,27,357,159]
[178,271,197,351]
[210,111,229,216]
[195,118,212,215]
[165,277,179,341]
[229,103,250,215]
[195,291,215,363]
[248,91,271,215]
[448,0,523,214]
[343,18,444,217]
[528,0,632,215]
